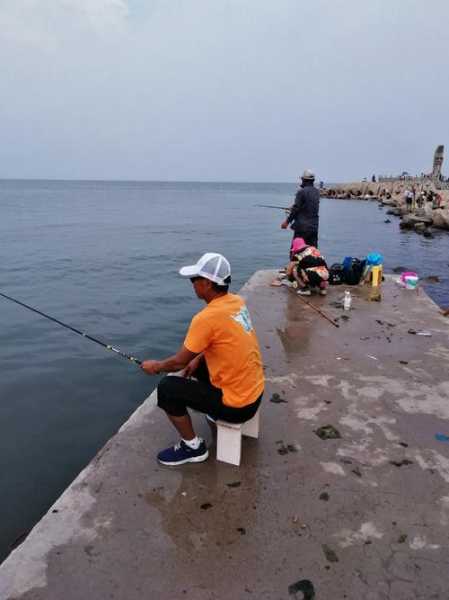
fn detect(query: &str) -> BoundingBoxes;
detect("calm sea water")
[1,180,448,561]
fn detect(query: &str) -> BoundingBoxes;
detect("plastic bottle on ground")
[343,290,352,311]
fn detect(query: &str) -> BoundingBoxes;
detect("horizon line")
[0,177,303,185]
[0,177,345,185]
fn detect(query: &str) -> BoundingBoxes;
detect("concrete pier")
[1,272,449,599]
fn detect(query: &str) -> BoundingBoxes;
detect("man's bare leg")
[167,413,195,440]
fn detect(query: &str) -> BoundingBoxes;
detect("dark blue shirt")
[287,184,320,232]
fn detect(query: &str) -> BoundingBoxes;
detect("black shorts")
[157,361,263,423]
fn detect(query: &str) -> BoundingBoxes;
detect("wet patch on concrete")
[322,544,339,562]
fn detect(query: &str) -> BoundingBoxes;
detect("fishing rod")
[295,293,340,328]
[254,204,291,210]
[0,291,142,366]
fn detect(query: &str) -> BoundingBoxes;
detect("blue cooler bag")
[342,256,366,285]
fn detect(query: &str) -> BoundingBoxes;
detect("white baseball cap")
[179,253,231,285]
[301,169,315,180]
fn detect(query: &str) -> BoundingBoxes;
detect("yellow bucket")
[371,265,383,287]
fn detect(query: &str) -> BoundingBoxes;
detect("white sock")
[183,436,201,450]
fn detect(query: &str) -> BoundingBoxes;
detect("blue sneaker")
[157,439,209,466]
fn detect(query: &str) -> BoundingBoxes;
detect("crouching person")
[141,253,264,466]
[287,237,329,296]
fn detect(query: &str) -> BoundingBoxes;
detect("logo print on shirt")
[231,306,254,333]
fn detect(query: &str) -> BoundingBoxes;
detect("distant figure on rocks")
[404,189,413,212]
[281,169,320,248]
[141,253,264,466]
[371,174,376,182]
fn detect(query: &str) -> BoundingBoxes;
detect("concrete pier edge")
[1,270,449,599]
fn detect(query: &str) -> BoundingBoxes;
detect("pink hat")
[291,237,307,253]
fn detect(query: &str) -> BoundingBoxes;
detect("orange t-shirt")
[184,293,264,408]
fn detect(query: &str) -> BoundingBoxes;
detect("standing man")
[141,253,264,466]
[281,169,320,248]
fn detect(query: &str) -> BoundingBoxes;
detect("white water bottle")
[343,290,352,311]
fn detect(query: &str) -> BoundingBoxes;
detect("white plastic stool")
[216,409,260,466]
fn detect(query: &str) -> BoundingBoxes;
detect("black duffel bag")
[329,263,345,285]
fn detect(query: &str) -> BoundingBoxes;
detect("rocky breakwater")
[323,180,449,232]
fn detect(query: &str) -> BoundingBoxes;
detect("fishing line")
[0,291,142,366]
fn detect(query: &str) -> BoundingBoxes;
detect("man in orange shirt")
[142,253,264,466]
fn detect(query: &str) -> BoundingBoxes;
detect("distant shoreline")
[322,179,449,231]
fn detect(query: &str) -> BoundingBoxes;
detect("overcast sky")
[1,0,448,182]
